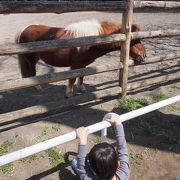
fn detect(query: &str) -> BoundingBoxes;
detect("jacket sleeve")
[76,144,95,180]
[114,124,130,180]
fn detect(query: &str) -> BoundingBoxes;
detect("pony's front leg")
[77,76,86,93]
[66,78,76,98]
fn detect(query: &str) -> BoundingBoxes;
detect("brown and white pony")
[15,20,146,97]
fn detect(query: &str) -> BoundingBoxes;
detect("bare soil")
[0,11,180,180]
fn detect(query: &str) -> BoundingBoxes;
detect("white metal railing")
[0,95,180,166]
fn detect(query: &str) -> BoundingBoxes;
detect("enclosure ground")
[0,11,180,180]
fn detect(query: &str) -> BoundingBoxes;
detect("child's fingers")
[106,118,115,124]
[85,128,90,134]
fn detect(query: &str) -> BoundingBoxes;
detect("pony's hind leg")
[18,54,43,91]
[18,53,39,78]
[77,76,86,93]
[66,78,76,98]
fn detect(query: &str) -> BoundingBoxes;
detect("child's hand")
[76,127,89,145]
[106,117,121,126]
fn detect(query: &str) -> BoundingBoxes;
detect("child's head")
[88,142,119,180]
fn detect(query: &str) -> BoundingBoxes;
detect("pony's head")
[129,24,146,65]
[130,39,146,65]
[100,22,146,65]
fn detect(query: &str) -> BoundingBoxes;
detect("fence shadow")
[26,152,77,180]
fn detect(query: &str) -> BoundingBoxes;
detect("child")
[71,115,130,180]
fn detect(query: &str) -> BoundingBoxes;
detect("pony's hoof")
[65,92,73,98]
[77,84,86,93]
[35,85,43,91]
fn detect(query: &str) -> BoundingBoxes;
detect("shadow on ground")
[0,64,179,179]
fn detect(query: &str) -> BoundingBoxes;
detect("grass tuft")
[0,164,13,174]
[46,148,65,167]
[94,136,102,144]
[139,120,153,136]
[0,140,13,156]
[164,136,179,145]
[153,92,168,102]
[118,97,149,113]
[0,140,13,173]
[52,124,61,131]
[21,154,38,163]
[171,83,180,90]
[130,152,144,165]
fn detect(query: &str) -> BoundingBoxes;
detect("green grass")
[46,148,65,167]
[93,136,102,144]
[171,83,180,90]
[153,92,168,102]
[0,140,13,155]
[130,152,144,165]
[41,127,49,136]
[0,164,13,174]
[21,154,38,163]
[118,97,149,113]
[52,124,61,131]
[164,136,179,145]
[0,140,13,173]
[139,120,154,136]
[38,127,49,141]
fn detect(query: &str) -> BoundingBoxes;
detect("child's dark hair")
[88,142,118,180]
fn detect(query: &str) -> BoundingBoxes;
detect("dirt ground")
[0,11,180,180]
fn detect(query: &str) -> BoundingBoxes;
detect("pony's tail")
[15,31,21,44]
[15,31,28,78]
[15,29,37,78]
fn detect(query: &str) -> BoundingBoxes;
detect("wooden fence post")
[119,0,134,99]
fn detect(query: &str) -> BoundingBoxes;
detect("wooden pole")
[119,0,134,99]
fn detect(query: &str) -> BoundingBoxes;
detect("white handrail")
[0,95,179,166]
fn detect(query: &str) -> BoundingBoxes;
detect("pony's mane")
[65,20,102,38]
[100,21,121,34]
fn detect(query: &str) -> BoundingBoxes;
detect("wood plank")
[0,29,180,56]
[0,1,126,14]
[0,64,123,92]
[119,0,134,99]
[0,34,126,56]
[132,29,180,39]
[0,70,179,124]
[134,1,180,8]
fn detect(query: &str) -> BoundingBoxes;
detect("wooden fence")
[0,0,180,124]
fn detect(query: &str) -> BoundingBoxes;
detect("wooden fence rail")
[0,52,179,93]
[0,64,123,92]
[0,34,126,56]
[0,70,179,125]
[134,1,180,8]
[0,30,180,56]
[0,1,180,14]
[0,1,126,14]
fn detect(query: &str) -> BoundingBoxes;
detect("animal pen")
[0,0,180,167]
